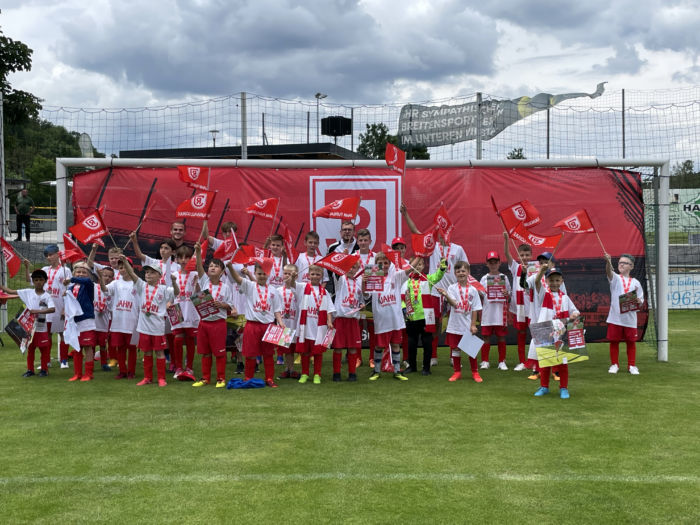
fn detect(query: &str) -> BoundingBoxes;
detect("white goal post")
[55,157,671,361]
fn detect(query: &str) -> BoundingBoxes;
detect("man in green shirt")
[14,189,35,241]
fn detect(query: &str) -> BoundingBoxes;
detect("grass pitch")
[0,312,698,524]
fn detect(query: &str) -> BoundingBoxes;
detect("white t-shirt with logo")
[238,279,282,324]
[198,275,235,322]
[133,279,175,336]
[93,283,112,332]
[294,253,329,284]
[606,273,644,328]
[107,280,140,334]
[445,283,482,335]
[429,242,468,297]
[298,285,335,340]
[172,270,200,329]
[17,289,55,333]
[369,267,408,334]
[43,264,72,330]
[334,275,363,319]
[479,272,511,327]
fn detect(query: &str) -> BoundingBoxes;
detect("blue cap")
[537,251,554,262]
[44,244,59,256]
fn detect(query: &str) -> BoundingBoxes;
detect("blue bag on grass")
[226,377,266,389]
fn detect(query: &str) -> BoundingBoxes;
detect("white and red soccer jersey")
[295,253,328,284]
[107,280,139,334]
[43,264,71,332]
[16,289,55,333]
[429,242,468,297]
[266,255,285,288]
[537,290,579,323]
[279,282,305,336]
[143,255,181,285]
[298,284,335,341]
[508,260,532,322]
[606,273,644,328]
[369,267,408,335]
[527,273,567,322]
[445,282,482,335]
[198,275,235,322]
[353,251,375,272]
[133,279,175,336]
[479,272,511,327]
[238,279,282,324]
[93,283,111,332]
[93,261,122,281]
[171,270,200,329]
[334,275,363,319]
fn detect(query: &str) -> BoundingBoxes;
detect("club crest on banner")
[566,217,581,230]
[255,200,266,208]
[528,234,545,245]
[2,247,13,260]
[424,234,435,249]
[85,215,101,230]
[512,205,526,221]
[192,194,207,209]
[188,167,200,180]
[331,253,345,263]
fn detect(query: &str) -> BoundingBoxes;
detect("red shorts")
[276,341,296,355]
[509,312,529,331]
[482,325,507,337]
[242,321,276,358]
[445,332,462,350]
[173,327,198,338]
[333,317,362,349]
[30,331,51,349]
[110,332,133,347]
[78,330,96,348]
[607,323,637,343]
[374,329,403,349]
[138,333,168,352]
[197,319,227,357]
[95,331,108,347]
[296,339,327,356]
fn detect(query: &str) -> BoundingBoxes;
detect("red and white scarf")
[298,282,328,343]
[541,290,569,320]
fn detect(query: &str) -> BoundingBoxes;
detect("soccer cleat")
[276,356,284,365]
[403,366,416,374]
[215,380,226,388]
[298,374,309,384]
[560,388,570,399]
[22,370,35,378]
[38,370,48,377]
[158,378,167,387]
[369,371,380,381]
[136,378,152,386]
[498,361,508,371]
[313,374,322,385]
[80,375,93,382]
[528,372,540,380]
[289,370,301,379]
[534,387,550,396]
[235,362,244,374]
[332,373,341,382]
[480,361,490,369]
[68,374,82,382]
[629,366,640,375]
[102,364,112,372]
[393,372,408,381]
[60,360,69,369]
[514,363,526,371]
[279,370,292,379]
[430,358,439,366]
[173,368,183,379]
[192,379,208,387]
[421,369,431,376]
[114,373,128,380]
[109,358,118,368]
[448,371,461,382]
[472,372,483,383]
[347,373,357,382]
[608,364,619,374]
[126,373,136,380]
[265,379,278,388]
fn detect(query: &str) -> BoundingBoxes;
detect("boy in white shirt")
[41,244,72,368]
[278,264,305,379]
[107,259,140,379]
[604,253,644,375]
[295,231,328,285]
[478,251,511,371]
[172,245,200,379]
[332,263,363,381]
[503,233,533,371]
[438,261,483,383]
[93,266,114,372]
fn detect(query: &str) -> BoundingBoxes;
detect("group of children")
[6,215,644,399]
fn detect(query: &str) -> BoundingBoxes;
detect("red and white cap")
[486,251,500,261]
[391,237,407,247]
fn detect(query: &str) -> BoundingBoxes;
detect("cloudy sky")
[5,0,700,109]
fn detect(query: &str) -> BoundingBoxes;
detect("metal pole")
[307,112,310,144]
[240,92,248,160]
[262,113,265,144]
[546,108,550,159]
[316,98,320,143]
[657,161,670,361]
[350,107,354,152]
[622,89,626,159]
[476,92,482,160]
[0,90,7,329]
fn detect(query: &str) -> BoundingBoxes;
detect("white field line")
[0,472,697,485]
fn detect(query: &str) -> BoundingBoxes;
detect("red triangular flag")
[315,253,361,276]
[185,240,209,272]
[499,200,542,233]
[313,197,361,220]
[385,143,406,175]
[381,243,408,270]
[433,204,454,242]
[246,198,279,220]
[213,236,237,261]
[177,165,210,191]
[232,245,257,265]
[69,209,109,245]
[176,190,216,219]
[509,223,563,250]
[411,228,438,257]
[553,209,596,234]
[0,237,22,277]
[279,222,299,263]
[467,275,486,294]
[61,233,87,263]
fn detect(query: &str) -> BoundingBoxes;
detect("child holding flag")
[503,233,533,371]
[107,258,140,379]
[41,244,72,368]
[478,251,511,371]
[171,245,200,379]
[332,262,363,381]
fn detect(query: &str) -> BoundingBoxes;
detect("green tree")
[670,160,700,188]
[357,123,429,160]
[507,147,526,160]
[0,29,43,125]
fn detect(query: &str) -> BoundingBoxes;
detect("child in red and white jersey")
[172,245,200,379]
[192,242,236,388]
[278,264,305,379]
[332,262,363,381]
[604,253,644,375]
[93,266,114,372]
[107,259,140,379]
[503,233,533,371]
[130,232,181,284]
[438,261,483,383]
[478,251,511,371]
[295,231,328,285]
[41,244,72,368]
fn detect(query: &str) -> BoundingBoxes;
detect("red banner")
[554,209,596,234]
[412,228,438,257]
[313,197,361,220]
[1,237,22,277]
[246,198,279,220]
[69,209,109,245]
[510,222,563,250]
[176,190,216,219]
[498,199,542,232]
[177,165,210,191]
[316,253,360,276]
[385,143,406,175]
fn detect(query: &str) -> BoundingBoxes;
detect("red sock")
[99,346,108,366]
[497,340,506,362]
[201,355,212,382]
[263,354,275,381]
[173,336,184,370]
[481,343,490,362]
[244,357,256,380]
[540,367,551,388]
[166,333,175,357]
[626,341,636,367]
[127,346,137,375]
[517,331,527,364]
[469,357,478,372]
[300,354,311,375]
[156,357,166,381]
[40,346,50,371]
[609,342,620,365]
[73,351,83,376]
[348,351,357,374]
[143,354,153,381]
[117,347,127,374]
[215,355,227,381]
[84,360,94,379]
[333,352,342,374]
[452,354,462,373]
[59,339,69,361]
[26,347,36,372]
[313,354,323,376]
[558,364,569,388]
[186,335,196,369]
